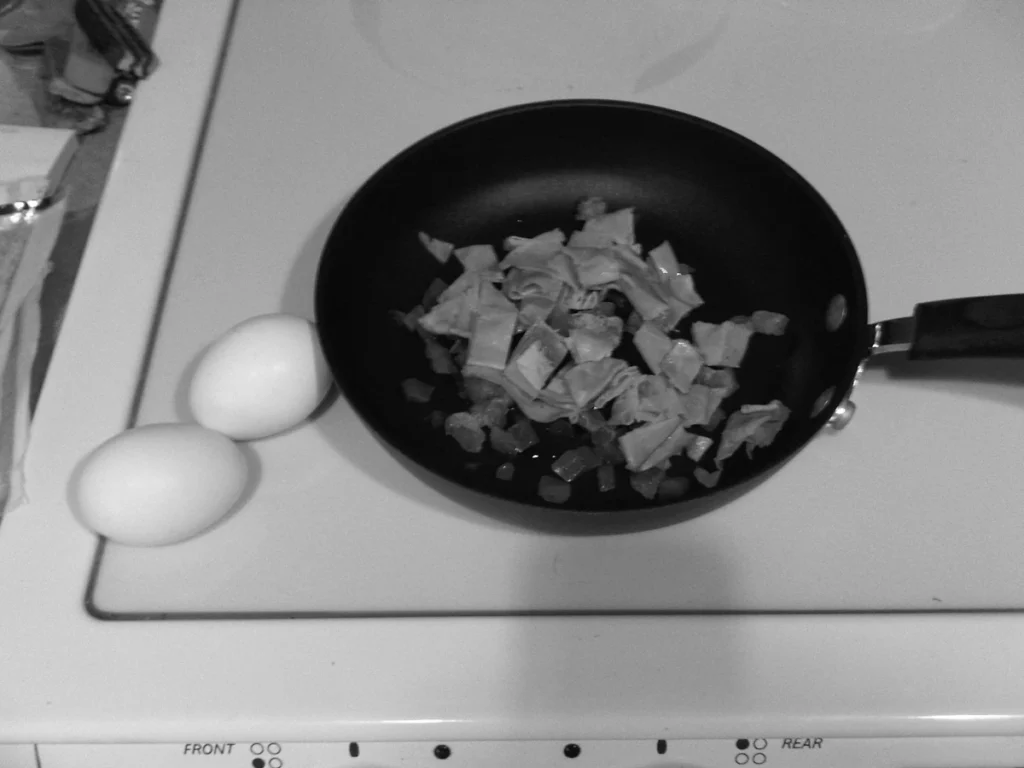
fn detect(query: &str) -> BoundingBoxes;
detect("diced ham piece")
[752,310,789,336]
[444,412,486,453]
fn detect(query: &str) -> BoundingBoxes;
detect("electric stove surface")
[87,0,1024,617]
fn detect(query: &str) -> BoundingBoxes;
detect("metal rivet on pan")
[826,294,848,331]
[110,80,136,106]
[811,386,835,418]
[827,399,857,430]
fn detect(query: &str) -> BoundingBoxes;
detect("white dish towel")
[0,197,67,517]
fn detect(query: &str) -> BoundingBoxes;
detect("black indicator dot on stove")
[656,739,667,755]
[564,743,581,758]
[434,744,451,760]
[252,760,265,768]
[348,742,359,758]
[736,739,750,750]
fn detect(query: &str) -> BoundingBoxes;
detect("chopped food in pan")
[398,199,792,503]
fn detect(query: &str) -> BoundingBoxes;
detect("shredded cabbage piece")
[633,322,674,373]
[564,358,628,408]
[417,329,457,374]
[560,285,602,311]
[504,322,569,396]
[516,296,557,328]
[503,268,563,301]
[568,312,624,363]
[618,417,682,471]
[500,239,579,288]
[692,319,755,367]
[677,384,716,426]
[504,229,566,251]
[466,307,518,371]
[660,340,703,393]
[609,242,648,272]
[592,364,644,409]
[638,423,693,472]
[564,247,621,287]
[418,232,454,263]
[463,363,567,424]
[668,273,703,310]
[538,372,580,419]
[479,281,515,312]
[423,271,507,338]
[610,374,687,426]
[581,207,636,246]
[716,399,791,465]
[648,241,682,280]
[419,294,473,338]
[454,244,499,272]
[697,366,738,397]
[617,272,670,326]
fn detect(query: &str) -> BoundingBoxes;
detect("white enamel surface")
[4,0,1024,745]
[96,0,1024,614]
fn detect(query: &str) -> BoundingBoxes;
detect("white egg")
[188,313,332,440]
[72,423,249,547]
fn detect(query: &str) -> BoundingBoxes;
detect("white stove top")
[5,0,1024,748]
[90,0,1024,616]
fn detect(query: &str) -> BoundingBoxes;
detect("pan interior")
[316,102,866,514]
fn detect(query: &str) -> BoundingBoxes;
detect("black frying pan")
[314,99,1021,532]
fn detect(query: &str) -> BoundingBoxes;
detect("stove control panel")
[30,737,1024,768]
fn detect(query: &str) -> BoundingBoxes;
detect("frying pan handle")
[875,294,1024,360]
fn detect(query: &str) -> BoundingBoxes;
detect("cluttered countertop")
[0,0,146,514]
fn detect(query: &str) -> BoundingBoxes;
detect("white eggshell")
[188,314,332,440]
[72,423,249,547]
